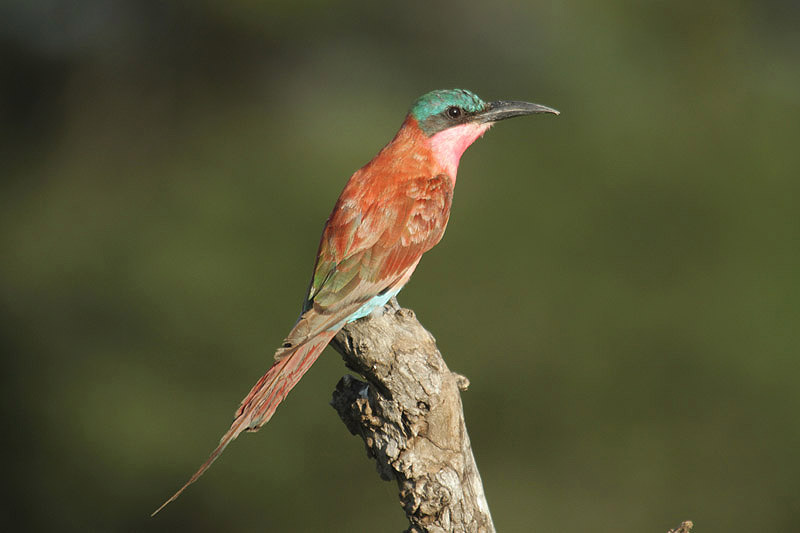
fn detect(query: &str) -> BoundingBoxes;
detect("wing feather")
[299,172,453,328]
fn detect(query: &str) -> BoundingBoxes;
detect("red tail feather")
[152,330,337,516]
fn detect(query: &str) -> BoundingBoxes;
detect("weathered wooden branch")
[667,521,694,533]
[330,298,494,533]
[329,298,694,533]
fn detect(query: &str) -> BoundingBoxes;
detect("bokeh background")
[2,1,799,531]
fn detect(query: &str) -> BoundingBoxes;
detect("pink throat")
[429,122,492,183]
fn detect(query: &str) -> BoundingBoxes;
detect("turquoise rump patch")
[341,287,403,326]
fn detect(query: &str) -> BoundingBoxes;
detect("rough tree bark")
[329,298,695,533]
[330,298,494,533]
[667,521,694,533]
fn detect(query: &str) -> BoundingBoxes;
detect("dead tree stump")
[329,298,694,533]
[330,298,495,533]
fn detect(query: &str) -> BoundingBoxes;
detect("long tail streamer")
[152,330,338,516]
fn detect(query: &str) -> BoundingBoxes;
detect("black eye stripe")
[446,106,463,119]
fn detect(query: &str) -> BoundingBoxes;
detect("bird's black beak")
[474,100,560,123]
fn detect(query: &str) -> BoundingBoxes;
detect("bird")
[152,88,558,515]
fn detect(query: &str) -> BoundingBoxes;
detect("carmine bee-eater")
[153,88,558,515]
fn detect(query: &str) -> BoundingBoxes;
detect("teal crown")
[410,89,486,135]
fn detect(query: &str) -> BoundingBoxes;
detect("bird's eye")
[446,106,462,119]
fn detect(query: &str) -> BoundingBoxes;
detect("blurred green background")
[2,1,799,531]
